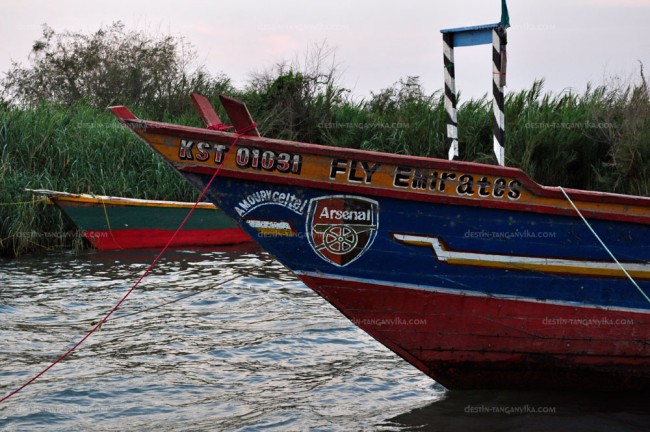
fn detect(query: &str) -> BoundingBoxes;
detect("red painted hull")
[84,228,251,250]
[300,274,650,390]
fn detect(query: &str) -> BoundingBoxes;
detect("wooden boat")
[27,189,251,250]
[109,92,650,391]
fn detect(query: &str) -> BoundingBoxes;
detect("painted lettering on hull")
[235,190,308,217]
[236,147,302,174]
[177,140,301,175]
[328,158,522,201]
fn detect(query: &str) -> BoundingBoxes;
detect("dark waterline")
[1,246,649,431]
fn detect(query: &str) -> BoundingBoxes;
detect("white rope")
[559,186,650,304]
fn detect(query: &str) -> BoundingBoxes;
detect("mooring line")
[559,186,650,304]
[0,258,275,396]
[99,259,274,324]
[0,198,49,206]
[0,123,257,403]
[2,259,274,336]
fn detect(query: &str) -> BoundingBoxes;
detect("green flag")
[501,0,510,28]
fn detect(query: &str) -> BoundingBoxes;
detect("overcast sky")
[1,0,649,101]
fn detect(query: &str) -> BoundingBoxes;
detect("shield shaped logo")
[306,195,379,267]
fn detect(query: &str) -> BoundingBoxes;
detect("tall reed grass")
[1,72,648,257]
[0,102,198,256]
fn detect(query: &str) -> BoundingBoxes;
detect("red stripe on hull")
[299,274,650,390]
[84,228,251,250]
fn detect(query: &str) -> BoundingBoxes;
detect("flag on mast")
[501,0,510,28]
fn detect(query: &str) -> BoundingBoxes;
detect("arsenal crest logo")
[306,195,379,267]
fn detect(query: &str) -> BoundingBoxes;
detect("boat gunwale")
[26,188,217,209]
[110,113,650,210]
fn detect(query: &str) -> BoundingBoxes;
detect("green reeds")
[1,73,648,257]
[0,102,198,257]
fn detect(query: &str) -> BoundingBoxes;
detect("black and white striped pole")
[443,33,459,161]
[441,8,509,166]
[492,27,507,166]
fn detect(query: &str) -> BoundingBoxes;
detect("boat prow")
[27,188,251,250]
[110,94,650,391]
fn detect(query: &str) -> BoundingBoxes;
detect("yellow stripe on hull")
[27,189,217,210]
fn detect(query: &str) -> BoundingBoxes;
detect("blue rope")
[559,186,650,304]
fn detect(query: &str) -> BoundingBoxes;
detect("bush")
[1,22,232,118]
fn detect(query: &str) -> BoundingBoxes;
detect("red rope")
[0,123,257,403]
[208,124,233,131]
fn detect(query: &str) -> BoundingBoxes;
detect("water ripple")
[4,247,644,431]
[1,246,439,431]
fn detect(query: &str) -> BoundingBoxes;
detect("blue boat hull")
[110,100,650,390]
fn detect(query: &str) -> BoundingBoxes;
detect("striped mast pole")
[443,33,458,161]
[441,0,510,166]
[492,26,507,166]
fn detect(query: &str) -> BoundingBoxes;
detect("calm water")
[1,245,649,431]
